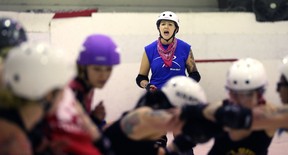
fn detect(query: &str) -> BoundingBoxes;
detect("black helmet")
[0,17,27,50]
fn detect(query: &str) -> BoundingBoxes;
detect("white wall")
[1,11,288,122]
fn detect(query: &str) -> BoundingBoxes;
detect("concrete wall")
[1,11,288,122]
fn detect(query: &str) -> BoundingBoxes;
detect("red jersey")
[47,87,101,155]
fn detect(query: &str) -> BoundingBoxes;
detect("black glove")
[215,103,252,129]
[180,104,222,144]
[179,104,207,121]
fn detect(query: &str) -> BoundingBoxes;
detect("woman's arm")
[185,49,201,82]
[252,104,288,130]
[136,52,151,88]
[120,107,182,140]
[0,120,32,155]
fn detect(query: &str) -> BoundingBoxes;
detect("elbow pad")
[189,71,201,82]
[136,74,149,88]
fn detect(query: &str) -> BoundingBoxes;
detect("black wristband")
[136,74,149,88]
[188,71,201,82]
[215,104,252,129]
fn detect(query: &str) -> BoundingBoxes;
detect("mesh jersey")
[145,38,191,89]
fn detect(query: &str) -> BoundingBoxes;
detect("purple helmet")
[77,34,120,66]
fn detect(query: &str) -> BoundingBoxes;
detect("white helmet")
[226,58,267,91]
[156,11,179,28]
[280,55,288,81]
[4,42,76,100]
[161,76,207,107]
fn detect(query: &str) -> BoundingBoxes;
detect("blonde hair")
[0,88,36,109]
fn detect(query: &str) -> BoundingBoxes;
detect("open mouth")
[163,30,169,36]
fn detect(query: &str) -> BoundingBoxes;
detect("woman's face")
[86,65,113,89]
[229,90,258,109]
[277,75,288,104]
[159,20,177,41]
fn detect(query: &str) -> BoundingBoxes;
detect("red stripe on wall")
[195,59,238,63]
[53,9,98,19]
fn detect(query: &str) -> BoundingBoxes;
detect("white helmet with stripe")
[161,76,207,107]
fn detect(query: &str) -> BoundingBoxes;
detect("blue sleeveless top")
[145,39,191,89]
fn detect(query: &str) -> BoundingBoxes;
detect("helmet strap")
[158,29,177,43]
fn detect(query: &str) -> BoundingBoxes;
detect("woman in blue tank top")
[136,11,201,91]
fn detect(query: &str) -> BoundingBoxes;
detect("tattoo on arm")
[257,106,288,119]
[122,113,140,136]
[146,110,172,123]
[186,50,197,73]
[149,110,168,118]
[275,106,288,115]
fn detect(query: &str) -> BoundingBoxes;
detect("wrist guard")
[136,74,149,88]
[181,105,223,144]
[180,104,207,121]
[188,71,201,82]
[215,104,252,129]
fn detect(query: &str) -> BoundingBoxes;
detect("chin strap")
[158,29,177,42]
